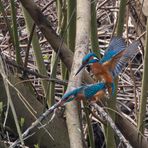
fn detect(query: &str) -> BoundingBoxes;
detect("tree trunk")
[65,0,91,147]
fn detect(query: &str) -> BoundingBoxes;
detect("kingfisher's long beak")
[75,64,86,76]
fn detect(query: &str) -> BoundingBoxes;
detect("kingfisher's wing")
[100,36,126,64]
[83,83,106,99]
[112,41,139,77]
[103,49,125,71]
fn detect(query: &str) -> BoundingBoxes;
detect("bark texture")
[65,0,91,147]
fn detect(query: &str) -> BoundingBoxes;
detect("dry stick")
[23,24,36,69]
[129,62,138,121]
[92,103,132,148]
[87,107,106,125]
[5,58,67,86]
[97,0,108,10]
[10,100,63,148]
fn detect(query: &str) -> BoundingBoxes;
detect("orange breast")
[91,63,103,81]
[91,63,113,83]
[102,71,113,83]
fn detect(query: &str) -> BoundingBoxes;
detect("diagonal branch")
[92,103,132,148]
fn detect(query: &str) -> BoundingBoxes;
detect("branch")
[92,103,132,148]
[5,57,67,86]
[64,0,91,147]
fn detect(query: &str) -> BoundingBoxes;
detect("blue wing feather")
[84,83,106,99]
[62,83,105,102]
[62,82,115,102]
[100,37,126,64]
[112,41,139,77]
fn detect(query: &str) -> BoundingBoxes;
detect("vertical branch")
[19,0,93,85]
[48,52,58,106]
[104,96,116,148]
[65,0,91,147]
[56,0,66,83]
[138,18,148,134]
[10,0,23,65]
[22,7,49,105]
[104,0,127,148]
[47,0,63,107]
[83,101,95,148]
[59,0,67,38]
[56,0,62,33]
[116,0,127,36]
[67,0,76,52]
[60,0,68,90]
[90,0,100,58]
[64,0,76,86]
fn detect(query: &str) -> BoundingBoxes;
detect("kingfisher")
[75,37,139,94]
[48,82,113,113]
[75,37,126,82]
[61,82,114,103]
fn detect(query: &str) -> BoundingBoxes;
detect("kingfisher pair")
[52,36,139,110]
